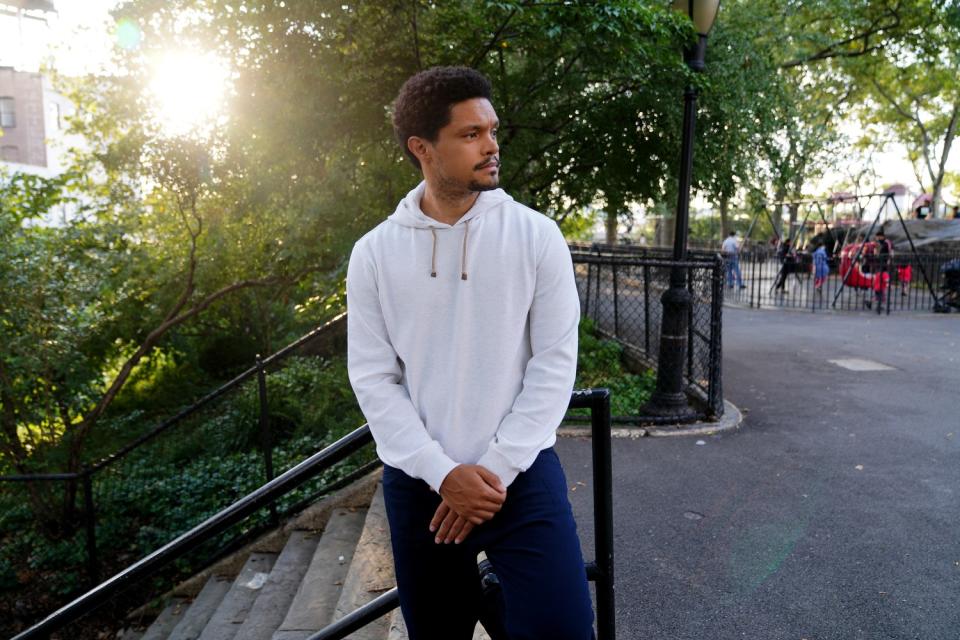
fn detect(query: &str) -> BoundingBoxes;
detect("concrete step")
[271,507,368,640]
[232,530,320,640]
[140,597,189,640]
[115,628,146,640]
[330,482,394,640]
[168,575,233,640]
[196,552,277,640]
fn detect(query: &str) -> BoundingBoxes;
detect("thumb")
[477,466,506,493]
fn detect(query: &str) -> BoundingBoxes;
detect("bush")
[575,317,656,416]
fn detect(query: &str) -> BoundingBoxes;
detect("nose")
[485,131,499,156]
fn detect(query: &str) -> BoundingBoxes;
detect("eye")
[491,129,498,139]
[466,131,479,139]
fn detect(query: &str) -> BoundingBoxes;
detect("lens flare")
[147,51,230,137]
[114,19,142,51]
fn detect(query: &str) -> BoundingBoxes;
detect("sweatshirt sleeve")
[346,239,460,493]
[475,221,580,488]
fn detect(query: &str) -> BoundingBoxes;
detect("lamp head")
[670,0,720,36]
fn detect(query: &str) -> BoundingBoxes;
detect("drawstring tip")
[461,273,468,280]
[430,272,437,278]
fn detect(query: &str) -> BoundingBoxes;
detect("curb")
[558,399,743,439]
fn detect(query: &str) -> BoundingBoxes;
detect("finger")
[471,482,505,506]
[429,502,450,533]
[476,467,507,494]
[469,506,499,521]
[454,521,475,544]
[444,515,468,544]
[435,509,459,544]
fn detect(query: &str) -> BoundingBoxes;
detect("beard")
[468,177,500,192]
[468,158,501,192]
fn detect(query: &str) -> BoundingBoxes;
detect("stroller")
[937,258,960,312]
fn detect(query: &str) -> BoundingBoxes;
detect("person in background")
[721,230,746,290]
[773,237,794,293]
[866,228,893,312]
[952,204,959,220]
[813,241,830,295]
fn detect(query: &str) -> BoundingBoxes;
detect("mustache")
[475,158,501,170]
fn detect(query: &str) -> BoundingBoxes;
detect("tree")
[693,0,787,239]
[857,10,960,217]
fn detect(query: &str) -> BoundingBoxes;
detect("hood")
[387,180,514,229]
[387,181,514,281]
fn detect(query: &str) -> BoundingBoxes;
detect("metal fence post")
[612,262,620,339]
[686,268,694,381]
[591,390,615,640]
[256,355,278,525]
[81,469,98,586]
[709,258,725,416]
[643,264,651,354]
[584,262,593,317]
[594,261,603,323]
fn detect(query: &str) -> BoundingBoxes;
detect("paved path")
[558,307,960,640]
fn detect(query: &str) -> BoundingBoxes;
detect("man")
[346,66,594,640]
[868,227,893,313]
[773,237,793,294]
[721,230,746,289]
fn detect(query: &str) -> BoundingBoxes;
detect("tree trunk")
[772,185,786,239]
[788,203,800,240]
[718,194,730,240]
[605,210,617,245]
[929,101,959,218]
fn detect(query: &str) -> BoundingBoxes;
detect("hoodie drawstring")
[428,219,471,281]
[461,219,470,281]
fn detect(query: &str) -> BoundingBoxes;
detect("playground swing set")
[738,190,949,313]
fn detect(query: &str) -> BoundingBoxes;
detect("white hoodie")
[346,180,579,493]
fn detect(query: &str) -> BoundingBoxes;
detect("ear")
[407,136,432,167]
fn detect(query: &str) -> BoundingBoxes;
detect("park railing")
[12,389,615,640]
[728,250,960,314]
[0,313,359,597]
[569,243,725,420]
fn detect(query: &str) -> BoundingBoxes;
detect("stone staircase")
[117,470,491,640]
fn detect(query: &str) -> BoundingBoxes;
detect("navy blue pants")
[381,447,595,640]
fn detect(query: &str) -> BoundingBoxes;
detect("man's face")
[416,97,500,193]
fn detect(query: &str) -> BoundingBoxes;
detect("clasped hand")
[431,464,506,545]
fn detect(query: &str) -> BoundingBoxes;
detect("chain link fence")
[569,244,725,419]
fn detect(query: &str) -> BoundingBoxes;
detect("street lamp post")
[642,0,720,421]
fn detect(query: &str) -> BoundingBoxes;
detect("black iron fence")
[0,313,357,597]
[569,243,725,419]
[728,250,960,313]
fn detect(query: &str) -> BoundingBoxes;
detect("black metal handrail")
[0,313,346,584]
[307,387,615,640]
[90,312,347,474]
[13,388,615,640]
[1,312,345,481]
[10,424,375,640]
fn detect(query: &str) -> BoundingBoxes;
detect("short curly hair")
[392,66,493,170]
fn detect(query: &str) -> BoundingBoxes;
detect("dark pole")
[641,33,708,421]
[256,354,279,526]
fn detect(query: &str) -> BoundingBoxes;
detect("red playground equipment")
[838,242,890,293]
